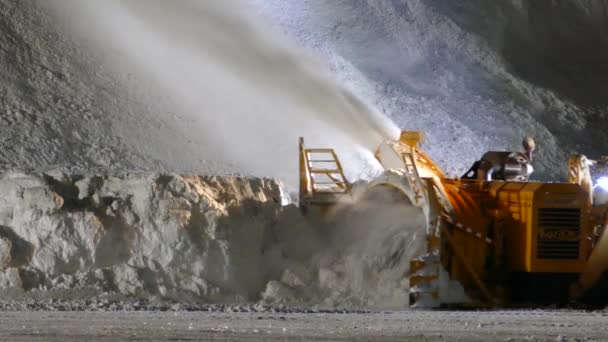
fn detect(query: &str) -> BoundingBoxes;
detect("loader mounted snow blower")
[298,132,608,308]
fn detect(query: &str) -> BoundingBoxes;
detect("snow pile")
[0,171,285,303]
[0,171,426,309]
[253,0,608,180]
[0,0,398,187]
[261,184,427,309]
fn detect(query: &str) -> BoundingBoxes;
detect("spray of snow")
[260,182,427,309]
[45,0,399,188]
[253,0,608,180]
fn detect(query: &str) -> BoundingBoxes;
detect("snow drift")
[260,183,426,309]
[0,0,399,187]
[254,0,608,179]
[0,172,425,308]
[0,171,286,302]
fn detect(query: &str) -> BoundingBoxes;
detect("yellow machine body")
[490,181,591,273]
[444,180,592,272]
[436,179,596,304]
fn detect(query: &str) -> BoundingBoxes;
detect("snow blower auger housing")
[298,132,608,308]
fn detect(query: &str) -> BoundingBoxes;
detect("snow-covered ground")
[0,309,607,341]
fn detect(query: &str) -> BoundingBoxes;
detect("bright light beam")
[596,177,608,191]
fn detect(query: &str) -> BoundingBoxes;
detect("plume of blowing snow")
[46,0,399,186]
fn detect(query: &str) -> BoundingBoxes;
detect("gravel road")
[0,309,606,341]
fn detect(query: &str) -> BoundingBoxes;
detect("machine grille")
[537,241,579,259]
[536,208,580,260]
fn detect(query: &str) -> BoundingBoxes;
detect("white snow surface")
[0,171,426,309]
[2,0,398,188]
[252,0,608,179]
[0,171,287,303]
[2,0,608,184]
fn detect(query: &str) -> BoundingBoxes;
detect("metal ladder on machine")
[400,146,441,306]
[409,169,497,308]
[401,147,425,206]
[303,147,349,200]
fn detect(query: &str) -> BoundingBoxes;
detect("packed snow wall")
[0,172,425,309]
[254,0,608,179]
[0,172,286,303]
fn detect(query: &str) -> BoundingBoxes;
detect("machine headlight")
[596,177,608,192]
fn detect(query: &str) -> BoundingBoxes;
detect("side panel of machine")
[439,180,493,301]
[531,183,591,273]
[491,182,590,273]
[489,182,534,272]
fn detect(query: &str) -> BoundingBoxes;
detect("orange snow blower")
[298,131,608,307]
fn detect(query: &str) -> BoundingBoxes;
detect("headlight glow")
[596,177,608,192]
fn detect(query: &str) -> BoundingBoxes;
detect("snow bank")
[0,172,425,309]
[260,183,427,309]
[0,171,285,303]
